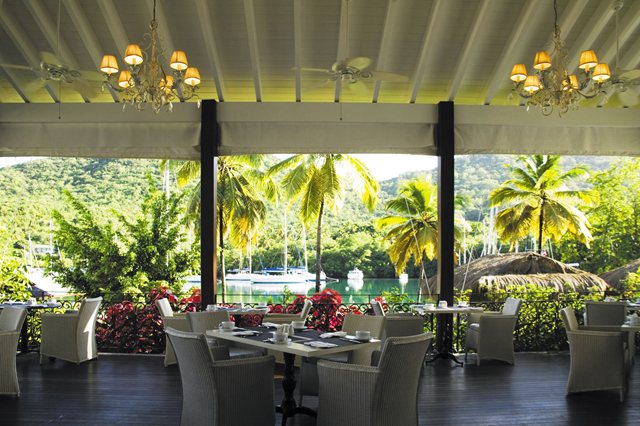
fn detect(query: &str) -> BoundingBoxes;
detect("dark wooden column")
[436,101,455,303]
[200,100,219,307]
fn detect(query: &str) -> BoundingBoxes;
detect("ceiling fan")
[0,51,101,99]
[298,0,407,97]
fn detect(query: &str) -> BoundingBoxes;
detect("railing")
[16,291,639,354]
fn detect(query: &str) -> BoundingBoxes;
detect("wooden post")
[200,100,219,307]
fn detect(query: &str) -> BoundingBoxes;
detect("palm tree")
[268,154,379,292]
[489,155,593,254]
[376,178,468,285]
[167,156,274,301]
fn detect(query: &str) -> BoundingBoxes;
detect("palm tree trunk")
[315,200,325,293]
[219,203,226,303]
[537,201,544,255]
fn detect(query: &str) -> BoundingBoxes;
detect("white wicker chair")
[0,307,28,396]
[584,301,635,359]
[263,299,313,325]
[371,300,385,316]
[299,314,386,404]
[317,333,433,426]
[465,297,522,365]
[560,307,628,402]
[372,315,425,366]
[40,297,102,365]
[186,311,264,359]
[166,328,276,426]
[155,298,190,367]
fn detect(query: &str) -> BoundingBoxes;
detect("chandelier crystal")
[509,0,625,116]
[99,0,200,113]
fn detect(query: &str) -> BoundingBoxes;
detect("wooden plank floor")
[1,352,639,425]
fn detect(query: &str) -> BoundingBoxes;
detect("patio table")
[207,326,380,426]
[412,305,483,366]
[0,302,60,353]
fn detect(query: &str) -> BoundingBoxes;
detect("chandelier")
[99,0,201,113]
[509,0,624,116]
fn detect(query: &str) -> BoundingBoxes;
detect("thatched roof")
[427,253,608,293]
[599,259,640,290]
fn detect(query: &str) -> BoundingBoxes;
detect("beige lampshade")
[592,63,611,82]
[100,55,119,75]
[170,51,188,71]
[579,50,598,71]
[184,67,201,86]
[124,44,143,66]
[523,75,541,93]
[118,70,132,88]
[510,64,527,83]
[533,51,551,71]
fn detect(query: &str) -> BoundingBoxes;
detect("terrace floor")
[1,351,638,425]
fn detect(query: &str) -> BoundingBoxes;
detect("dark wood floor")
[2,351,639,425]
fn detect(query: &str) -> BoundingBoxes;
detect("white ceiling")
[0,0,638,108]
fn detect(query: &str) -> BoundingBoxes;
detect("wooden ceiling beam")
[194,0,226,101]
[409,0,444,104]
[371,0,397,103]
[243,0,263,102]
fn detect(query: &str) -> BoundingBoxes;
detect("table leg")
[19,315,29,353]
[426,313,463,366]
[276,352,317,425]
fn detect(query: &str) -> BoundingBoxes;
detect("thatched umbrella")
[599,259,640,290]
[427,253,608,293]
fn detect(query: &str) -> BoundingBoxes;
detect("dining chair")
[186,311,264,359]
[299,313,386,404]
[371,315,425,366]
[316,333,433,426]
[560,306,628,402]
[263,299,313,325]
[585,300,635,360]
[0,307,28,396]
[40,297,102,365]
[371,299,385,316]
[166,328,276,426]
[464,297,522,365]
[155,298,190,367]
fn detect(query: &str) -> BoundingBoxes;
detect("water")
[219,278,423,304]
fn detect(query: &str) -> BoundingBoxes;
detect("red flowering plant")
[308,288,345,332]
[177,288,201,312]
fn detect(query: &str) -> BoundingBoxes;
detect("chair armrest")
[467,311,501,324]
[64,309,79,314]
[162,316,191,331]
[578,325,625,333]
[209,345,231,361]
[262,314,299,324]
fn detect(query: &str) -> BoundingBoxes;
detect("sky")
[0,154,438,181]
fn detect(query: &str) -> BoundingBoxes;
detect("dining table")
[0,301,60,353]
[207,326,381,426]
[412,304,483,366]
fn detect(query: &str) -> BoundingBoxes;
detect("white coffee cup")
[424,303,435,310]
[458,300,468,307]
[206,304,217,311]
[291,320,305,329]
[219,321,235,331]
[438,300,448,308]
[355,330,371,341]
[272,331,287,343]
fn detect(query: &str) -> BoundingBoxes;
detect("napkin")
[319,331,346,339]
[231,330,261,336]
[261,322,280,328]
[304,341,338,348]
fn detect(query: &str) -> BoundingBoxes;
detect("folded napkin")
[304,341,338,348]
[231,330,261,336]
[261,322,280,328]
[319,331,346,339]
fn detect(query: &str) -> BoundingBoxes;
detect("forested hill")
[0,158,160,246]
[0,155,616,251]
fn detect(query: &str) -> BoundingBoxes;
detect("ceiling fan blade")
[618,68,640,81]
[77,69,105,82]
[345,57,372,70]
[40,51,63,67]
[345,80,370,97]
[294,66,332,74]
[23,78,46,94]
[0,63,35,71]
[70,78,98,99]
[369,70,408,82]
[615,86,640,106]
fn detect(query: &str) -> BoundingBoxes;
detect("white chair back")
[299,299,313,319]
[371,300,385,316]
[187,311,230,333]
[584,301,626,326]
[502,297,522,316]
[155,298,174,317]
[0,307,28,332]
